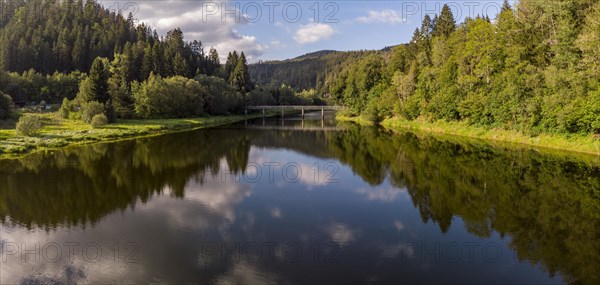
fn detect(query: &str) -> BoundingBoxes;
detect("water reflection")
[1,113,599,284]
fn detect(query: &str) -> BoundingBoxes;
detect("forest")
[325,0,600,136]
[0,0,599,138]
[0,0,318,128]
[249,50,377,91]
[250,0,600,137]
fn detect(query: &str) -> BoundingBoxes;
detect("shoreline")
[0,111,280,159]
[337,115,600,158]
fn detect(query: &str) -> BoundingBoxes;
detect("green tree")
[0,91,14,120]
[230,52,253,93]
[88,57,110,104]
[108,54,134,118]
[132,74,205,118]
[224,51,239,82]
[433,4,456,38]
[207,48,221,76]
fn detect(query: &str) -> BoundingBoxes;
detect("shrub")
[16,115,42,136]
[59,97,76,119]
[0,91,14,120]
[133,74,205,118]
[81,101,105,123]
[90,114,108,128]
[363,101,384,123]
[195,75,243,114]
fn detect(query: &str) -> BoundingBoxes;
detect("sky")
[102,1,506,62]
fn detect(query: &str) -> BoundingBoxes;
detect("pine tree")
[173,53,188,77]
[88,57,110,104]
[140,43,153,80]
[109,54,134,118]
[71,29,86,72]
[501,0,512,12]
[207,48,220,76]
[225,51,239,82]
[230,52,252,93]
[433,4,456,38]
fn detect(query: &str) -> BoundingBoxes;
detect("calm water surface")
[1,113,599,284]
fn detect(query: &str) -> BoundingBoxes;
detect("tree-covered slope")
[249,50,379,91]
[0,0,219,77]
[325,0,600,135]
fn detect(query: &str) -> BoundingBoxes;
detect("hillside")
[0,0,219,77]
[328,1,600,136]
[249,50,378,91]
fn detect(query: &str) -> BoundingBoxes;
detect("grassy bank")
[0,111,277,158]
[338,115,600,156]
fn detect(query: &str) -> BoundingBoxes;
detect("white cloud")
[114,0,266,62]
[327,223,356,245]
[212,262,279,285]
[275,22,291,33]
[180,161,253,222]
[294,23,335,44]
[270,207,282,218]
[357,9,406,25]
[355,187,405,203]
[394,220,405,231]
[269,40,288,49]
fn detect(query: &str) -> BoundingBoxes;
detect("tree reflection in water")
[1,120,598,284]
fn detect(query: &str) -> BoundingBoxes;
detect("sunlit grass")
[0,112,275,158]
[338,115,600,156]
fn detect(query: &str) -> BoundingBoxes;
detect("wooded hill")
[0,0,263,121]
[249,50,380,92]
[254,0,600,136]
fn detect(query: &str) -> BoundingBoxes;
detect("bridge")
[245,105,344,118]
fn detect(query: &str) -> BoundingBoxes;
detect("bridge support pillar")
[301,108,304,119]
[262,109,265,118]
[281,108,284,119]
[321,107,324,119]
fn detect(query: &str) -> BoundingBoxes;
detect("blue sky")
[110,1,506,62]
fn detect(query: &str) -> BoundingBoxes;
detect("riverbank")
[0,112,278,158]
[337,115,600,156]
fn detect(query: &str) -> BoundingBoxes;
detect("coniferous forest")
[253,0,600,137]
[0,0,599,137]
[0,0,307,123]
[331,1,600,136]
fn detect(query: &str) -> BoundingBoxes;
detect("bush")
[90,114,108,128]
[16,115,42,136]
[59,97,77,119]
[0,91,14,120]
[81,101,105,123]
[195,75,243,114]
[363,101,384,123]
[133,74,205,118]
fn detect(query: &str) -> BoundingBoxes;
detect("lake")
[1,112,599,284]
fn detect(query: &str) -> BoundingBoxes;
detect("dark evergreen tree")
[207,48,221,76]
[224,51,239,82]
[433,4,456,38]
[230,52,253,93]
[88,57,110,104]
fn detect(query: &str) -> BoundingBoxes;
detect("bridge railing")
[245,105,343,111]
[244,105,343,118]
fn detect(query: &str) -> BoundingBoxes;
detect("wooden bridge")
[245,105,344,118]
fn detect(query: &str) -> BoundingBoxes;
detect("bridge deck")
[246,105,343,111]
[244,125,345,131]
